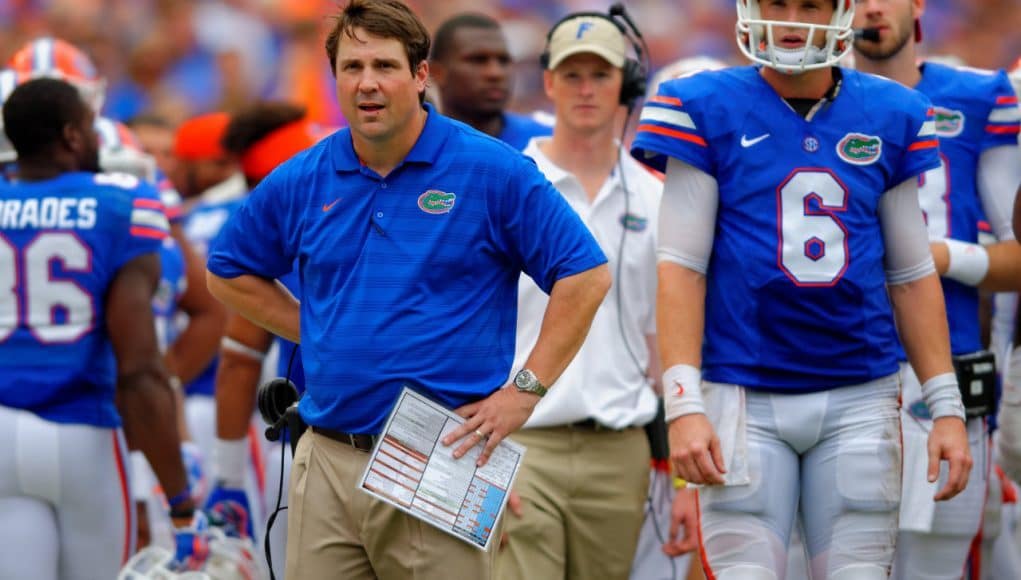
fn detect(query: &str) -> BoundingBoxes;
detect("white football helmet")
[735,0,855,73]
[95,117,159,182]
[118,528,267,580]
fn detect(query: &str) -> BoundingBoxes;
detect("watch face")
[515,371,530,388]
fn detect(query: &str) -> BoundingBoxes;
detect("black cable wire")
[265,342,298,580]
[613,15,683,576]
[646,470,680,579]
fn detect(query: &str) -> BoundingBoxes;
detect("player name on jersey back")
[0,196,97,229]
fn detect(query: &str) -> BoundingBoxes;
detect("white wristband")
[221,337,267,362]
[663,364,705,421]
[212,437,248,488]
[943,239,989,286]
[921,372,966,420]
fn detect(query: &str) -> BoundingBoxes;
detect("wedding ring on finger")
[475,429,487,440]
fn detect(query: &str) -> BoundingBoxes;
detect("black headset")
[539,3,648,110]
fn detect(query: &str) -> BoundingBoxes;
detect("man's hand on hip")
[442,386,539,467]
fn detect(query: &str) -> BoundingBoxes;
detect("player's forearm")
[206,271,300,343]
[890,273,954,382]
[167,301,227,385]
[215,314,274,439]
[519,264,611,386]
[118,363,190,502]
[656,262,706,369]
[980,241,1021,291]
[215,351,264,440]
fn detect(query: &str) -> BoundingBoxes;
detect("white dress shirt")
[516,138,662,429]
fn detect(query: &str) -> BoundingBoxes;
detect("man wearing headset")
[495,11,667,580]
[631,1,971,578]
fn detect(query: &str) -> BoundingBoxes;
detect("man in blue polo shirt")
[205,1,610,579]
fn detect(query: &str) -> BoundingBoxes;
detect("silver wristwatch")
[513,369,548,398]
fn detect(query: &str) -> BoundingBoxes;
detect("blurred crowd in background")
[1,0,1018,127]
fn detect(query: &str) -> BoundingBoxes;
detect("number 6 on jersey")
[777,169,850,286]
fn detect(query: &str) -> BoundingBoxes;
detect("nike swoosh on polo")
[740,133,771,147]
[322,198,342,212]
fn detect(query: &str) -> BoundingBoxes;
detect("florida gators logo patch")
[620,213,648,232]
[837,133,882,166]
[417,190,456,214]
[933,107,965,137]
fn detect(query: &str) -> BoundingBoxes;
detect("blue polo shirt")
[208,104,605,433]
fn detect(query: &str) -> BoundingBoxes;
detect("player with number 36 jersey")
[0,78,194,580]
[0,174,167,424]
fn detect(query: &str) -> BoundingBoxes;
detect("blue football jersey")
[632,66,940,391]
[0,172,169,426]
[182,195,245,396]
[914,63,1021,355]
[154,236,186,352]
[498,112,553,151]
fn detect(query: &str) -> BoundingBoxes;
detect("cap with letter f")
[544,15,627,70]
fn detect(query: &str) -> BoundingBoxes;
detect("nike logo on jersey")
[322,198,343,212]
[740,133,770,147]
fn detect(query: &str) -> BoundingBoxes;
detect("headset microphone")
[609,3,644,40]
[854,27,881,42]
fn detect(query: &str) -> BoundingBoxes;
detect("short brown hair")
[325,0,430,78]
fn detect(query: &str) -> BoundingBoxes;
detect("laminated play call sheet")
[359,387,526,550]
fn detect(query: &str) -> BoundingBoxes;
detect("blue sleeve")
[982,71,1021,151]
[630,76,713,175]
[892,95,941,186]
[498,155,606,294]
[206,167,297,280]
[114,178,169,270]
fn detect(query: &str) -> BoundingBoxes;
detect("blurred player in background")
[429,12,551,150]
[205,101,325,579]
[854,2,1021,578]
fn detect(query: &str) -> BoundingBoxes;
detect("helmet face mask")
[735,0,855,74]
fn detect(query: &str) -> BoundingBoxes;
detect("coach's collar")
[331,103,447,173]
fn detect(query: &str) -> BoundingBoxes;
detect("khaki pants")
[496,425,651,580]
[285,429,496,580]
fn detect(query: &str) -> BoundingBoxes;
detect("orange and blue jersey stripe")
[130,197,169,240]
[637,95,707,147]
[987,94,1021,136]
[908,108,939,151]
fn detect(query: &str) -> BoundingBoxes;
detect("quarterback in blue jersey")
[631,1,970,578]
[429,12,552,150]
[206,1,610,578]
[854,2,1021,578]
[0,78,197,579]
